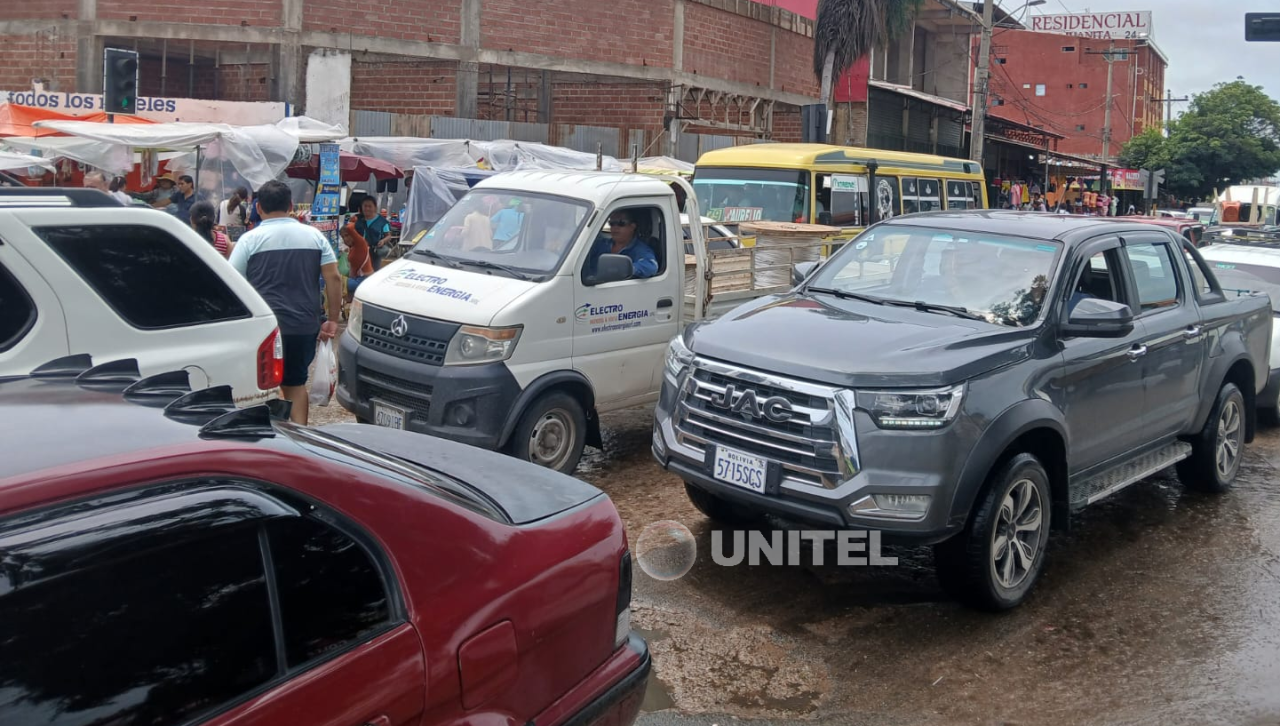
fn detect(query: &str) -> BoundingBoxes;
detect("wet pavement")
[309,401,1280,726]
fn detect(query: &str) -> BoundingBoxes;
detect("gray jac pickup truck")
[653,211,1272,610]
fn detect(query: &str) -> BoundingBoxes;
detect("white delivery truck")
[337,171,825,472]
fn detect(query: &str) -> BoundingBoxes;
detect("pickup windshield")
[808,224,1063,327]
[411,189,591,276]
[693,167,810,224]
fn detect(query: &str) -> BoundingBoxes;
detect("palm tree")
[814,0,924,110]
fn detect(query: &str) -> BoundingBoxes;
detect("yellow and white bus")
[693,143,989,241]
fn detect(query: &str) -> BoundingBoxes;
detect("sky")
[1023,0,1280,109]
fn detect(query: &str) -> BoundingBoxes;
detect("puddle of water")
[634,626,678,712]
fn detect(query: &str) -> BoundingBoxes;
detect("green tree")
[1129,81,1280,199]
[814,0,923,111]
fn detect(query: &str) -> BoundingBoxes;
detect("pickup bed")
[654,211,1273,610]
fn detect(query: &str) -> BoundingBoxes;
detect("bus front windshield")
[692,168,810,224]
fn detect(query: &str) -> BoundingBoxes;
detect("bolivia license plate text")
[713,446,767,493]
[374,403,407,430]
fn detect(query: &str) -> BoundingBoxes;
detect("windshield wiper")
[880,299,988,322]
[458,258,532,280]
[409,248,461,268]
[806,287,886,305]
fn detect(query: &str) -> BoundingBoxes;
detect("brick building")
[0,0,820,156]
[985,27,1168,160]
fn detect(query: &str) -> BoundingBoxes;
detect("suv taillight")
[615,550,632,648]
[258,328,284,389]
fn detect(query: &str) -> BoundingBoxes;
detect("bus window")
[691,167,810,224]
[816,174,870,227]
[903,178,943,214]
[872,176,901,221]
[946,180,975,210]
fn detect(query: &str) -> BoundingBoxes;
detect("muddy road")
[311,402,1280,725]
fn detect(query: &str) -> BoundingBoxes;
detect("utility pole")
[1150,89,1189,135]
[969,0,996,163]
[1100,40,1116,167]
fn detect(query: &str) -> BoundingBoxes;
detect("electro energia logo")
[575,303,593,322]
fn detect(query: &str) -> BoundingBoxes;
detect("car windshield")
[808,224,1063,327]
[692,167,810,224]
[1201,258,1280,313]
[411,189,591,276]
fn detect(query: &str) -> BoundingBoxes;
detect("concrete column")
[537,70,552,123]
[768,26,776,90]
[667,0,685,157]
[456,0,481,119]
[74,0,101,93]
[277,0,304,106]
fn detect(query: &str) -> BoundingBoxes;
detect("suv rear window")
[0,259,35,352]
[35,225,250,329]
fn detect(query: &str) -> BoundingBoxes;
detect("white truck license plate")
[713,446,768,493]
[373,403,407,430]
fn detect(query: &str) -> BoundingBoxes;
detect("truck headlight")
[855,384,964,430]
[346,299,363,344]
[665,334,694,380]
[444,325,522,365]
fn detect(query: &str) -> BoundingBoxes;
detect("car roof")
[1131,216,1201,229]
[0,356,287,484]
[472,171,675,207]
[877,210,1176,244]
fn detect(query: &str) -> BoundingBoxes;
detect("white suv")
[0,189,282,405]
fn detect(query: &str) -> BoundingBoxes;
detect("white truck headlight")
[346,299,363,344]
[665,334,694,379]
[855,384,965,430]
[444,325,522,365]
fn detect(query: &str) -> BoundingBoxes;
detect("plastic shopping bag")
[309,339,337,406]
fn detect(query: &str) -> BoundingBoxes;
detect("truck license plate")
[373,403,407,430]
[713,446,767,493]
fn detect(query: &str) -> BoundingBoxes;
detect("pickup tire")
[508,391,587,474]
[934,453,1051,611]
[684,483,762,528]
[1176,381,1245,493]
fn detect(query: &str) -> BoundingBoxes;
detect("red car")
[1129,215,1207,246]
[0,355,647,726]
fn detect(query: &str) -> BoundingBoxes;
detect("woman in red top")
[190,200,230,257]
[341,216,376,302]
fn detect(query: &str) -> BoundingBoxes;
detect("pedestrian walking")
[190,200,230,257]
[219,186,251,242]
[228,180,343,425]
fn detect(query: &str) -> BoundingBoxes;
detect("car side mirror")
[793,260,820,285]
[817,211,833,226]
[1061,298,1135,338]
[592,253,633,285]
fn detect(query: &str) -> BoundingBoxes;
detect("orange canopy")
[0,103,155,137]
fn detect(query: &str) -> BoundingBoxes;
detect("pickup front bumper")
[651,366,971,545]
[337,332,521,450]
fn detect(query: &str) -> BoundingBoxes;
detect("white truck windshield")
[411,190,592,275]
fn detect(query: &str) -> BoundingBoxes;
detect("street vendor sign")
[1030,11,1152,40]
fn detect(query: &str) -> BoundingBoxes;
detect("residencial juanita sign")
[1030,11,1152,40]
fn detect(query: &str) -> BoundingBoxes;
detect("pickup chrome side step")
[1073,442,1193,507]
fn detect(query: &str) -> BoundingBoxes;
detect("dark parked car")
[0,356,647,726]
[655,211,1273,610]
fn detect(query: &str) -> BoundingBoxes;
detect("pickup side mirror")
[590,253,633,285]
[1060,298,1135,338]
[793,260,820,285]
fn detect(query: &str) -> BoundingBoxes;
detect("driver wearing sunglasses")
[586,209,659,279]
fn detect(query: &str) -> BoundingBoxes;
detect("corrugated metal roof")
[869,80,970,113]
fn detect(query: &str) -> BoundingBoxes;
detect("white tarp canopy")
[401,165,502,239]
[0,150,55,173]
[343,137,625,173]
[0,136,133,173]
[31,120,299,189]
[276,116,348,143]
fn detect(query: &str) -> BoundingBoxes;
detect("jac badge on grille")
[709,384,794,423]
[390,315,409,337]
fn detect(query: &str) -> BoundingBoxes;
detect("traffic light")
[103,48,139,115]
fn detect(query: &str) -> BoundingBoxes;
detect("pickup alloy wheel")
[935,453,1051,611]
[1178,381,1245,493]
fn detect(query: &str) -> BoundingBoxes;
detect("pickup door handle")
[1127,344,1148,361]
[657,297,674,309]
[1183,325,1203,340]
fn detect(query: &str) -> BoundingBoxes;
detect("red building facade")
[984,28,1167,160]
